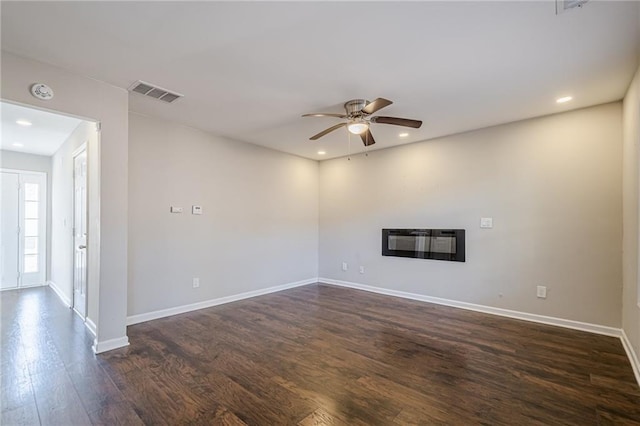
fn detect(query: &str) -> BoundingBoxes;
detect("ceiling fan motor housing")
[344,99,369,117]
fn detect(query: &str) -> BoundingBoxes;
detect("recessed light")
[317,150,326,155]
[556,96,572,104]
[16,119,32,126]
[12,143,24,147]
[399,132,409,138]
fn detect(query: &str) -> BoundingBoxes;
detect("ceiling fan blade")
[360,129,376,146]
[372,116,422,128]
[302,113,347,118]
[362,98,393,115]
[310,122,347,140]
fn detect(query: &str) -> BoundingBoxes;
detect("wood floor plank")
[66,359,128,414]
[0,401,40,426]
[30,369,92,426]
[298,407,347,426]
[86,401,145,426]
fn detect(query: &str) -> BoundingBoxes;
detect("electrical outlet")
[193,277,200,288]
[342,262,348,271]
[537,285,547,299]
[359,266,365,274]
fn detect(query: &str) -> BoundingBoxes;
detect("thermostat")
[192,205,203,215]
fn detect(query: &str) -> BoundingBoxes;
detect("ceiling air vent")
[556,0,588,14]
[128,80,183,103]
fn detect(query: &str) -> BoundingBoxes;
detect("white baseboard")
[320,277,640,386]
[48,281,71,307]
[92,336,129,354]
[127,277,318,326]
[621,329,640,386]
[319,278,622,338]
[85,317,97,337]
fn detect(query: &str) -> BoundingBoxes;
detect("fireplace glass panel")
[382,229,465,262]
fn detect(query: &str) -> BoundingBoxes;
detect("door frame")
[71,143,88,318]
[0,168,48,289]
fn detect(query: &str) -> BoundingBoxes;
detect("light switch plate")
[192,205,203,215]
[480,217,493,228]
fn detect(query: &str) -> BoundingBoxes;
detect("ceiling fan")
[302,98,422,146]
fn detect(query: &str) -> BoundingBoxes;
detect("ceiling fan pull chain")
[365,133,369,157]
[348,130,351,161]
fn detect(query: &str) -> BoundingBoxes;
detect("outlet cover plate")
[537,285,547,298]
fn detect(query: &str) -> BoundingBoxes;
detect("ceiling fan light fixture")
[303,97,420,147]
[347,120,369,135]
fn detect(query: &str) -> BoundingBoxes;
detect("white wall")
[320,102,623,327]
[0,150,52,280]
[128,113,318,317]
[623,63,640,364]
[1,51,129,351]
[50,122,98,319]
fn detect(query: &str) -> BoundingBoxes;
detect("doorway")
[72,146,87,318]
[0,170,47,289]
[1,100,100,339]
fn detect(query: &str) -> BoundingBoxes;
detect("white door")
[20,173,47,287]
[1,172,20,289]
[73,149,87,318]
[0,170,46,289]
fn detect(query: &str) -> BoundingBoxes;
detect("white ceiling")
[1,102,82,156]
[1,1,638,160]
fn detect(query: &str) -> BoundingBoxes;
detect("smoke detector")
[30,83,54,101]
[128,80,183,103]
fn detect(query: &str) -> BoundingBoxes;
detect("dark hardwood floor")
[2,284,639,425]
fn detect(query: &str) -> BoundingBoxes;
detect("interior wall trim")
[92,336,129,354]
[48,280,71,307]
[85,317,97,337]
[621,329,640,386]
[320,277,640,385]
[319,278,622,337]
[126,277,318,326]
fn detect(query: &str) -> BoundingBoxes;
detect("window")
[23,182,40,274]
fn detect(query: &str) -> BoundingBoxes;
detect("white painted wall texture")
[623,63,640,361]
[320,103,623,327]
[127,113,319,316]
[50,121,98,323]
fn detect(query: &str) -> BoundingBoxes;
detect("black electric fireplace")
[382,229,465,262]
